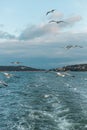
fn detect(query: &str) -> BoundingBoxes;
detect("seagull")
[1,72,20,79]
[49,20,66,24]
[74,45,83,48]
[56,72,65,77]
[0,80,8,87]
[46,9,55,16]
[2,72,13,78]
[63,72,75,77]
[11,61,22,64]
[56,72,75,78]
[65,45,73,50]
[65,45,83,50]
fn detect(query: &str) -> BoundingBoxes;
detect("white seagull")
[56,72,65,77]
[0,80,8,87]
[56,72,75,78]
[2,72,13,78]
[1,72,20,79]
[11,61,22,64]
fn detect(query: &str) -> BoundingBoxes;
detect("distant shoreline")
[0,66,45,71]
[0,63,87,71]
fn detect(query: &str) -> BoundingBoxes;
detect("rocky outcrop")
[49,64,87,71]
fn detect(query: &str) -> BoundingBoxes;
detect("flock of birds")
[45,9,83,78]
[0,9,83,86]
[46,9,66,24]
[46,9,83,50]
[65,45,83,50]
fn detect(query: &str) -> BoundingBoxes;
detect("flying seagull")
[46,9,55,16]
[2,72,13,78]
[65,45,73,50]
[65,45,83,50]
[56,72,75,78]
[1,72,20,79]
[49,20,66,24]
[0,80,8,87]
[11,61,22,64]
[56,72,65,77]
[74,45,83,48]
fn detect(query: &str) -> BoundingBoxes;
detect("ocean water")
[0,71,87,130]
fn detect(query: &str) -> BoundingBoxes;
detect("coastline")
[0,66,45,71]
[49,63,87,71]
[0,63,87,71]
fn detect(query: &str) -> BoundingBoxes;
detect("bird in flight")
[49,20,66,24]
[11,61,22,64]
[0,80,8,87]
[65,45,83,50]
[46,9,55,16]
[2,72,13,78]
[56,72,75,78]
[65,45,73,50]
[2,72,20,79]
[56,72,65,77]
[74,45,83,48]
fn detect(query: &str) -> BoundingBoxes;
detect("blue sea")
[0,71,87,130]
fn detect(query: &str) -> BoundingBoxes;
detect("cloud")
[0,32,87,55]
[66,15,82,25]
[0,12,83,45]
[0,31,87,69]
[0,31,16,39]
[18,12,82,41]
[18,23,60,40]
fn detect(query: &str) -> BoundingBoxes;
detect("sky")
[0,0,87,69]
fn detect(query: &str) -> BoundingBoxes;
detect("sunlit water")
[0,71,87,130]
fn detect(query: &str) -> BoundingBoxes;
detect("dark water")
[0,71,87,130]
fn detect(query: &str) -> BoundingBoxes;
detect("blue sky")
[0,0,87,68]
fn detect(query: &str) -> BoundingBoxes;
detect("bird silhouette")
[65,45,73,50]
[49,20,66,24]
[65,45,83,50]
[46,9,55,16]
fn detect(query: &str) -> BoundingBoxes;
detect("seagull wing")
[49,20,56,23]
[46,9,55,15]
[0,80,8,87]
[46,11,50,15]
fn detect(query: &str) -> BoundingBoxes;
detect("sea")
[0,71,87,130]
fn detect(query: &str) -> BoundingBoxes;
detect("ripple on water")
[0,72,87,130]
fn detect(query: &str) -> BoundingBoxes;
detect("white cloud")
[18,12,82,41]
[0,11,86,66]
[66,15,82,25]
[0,11,82,42]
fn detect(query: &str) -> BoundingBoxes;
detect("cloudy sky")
[0,0,87,69]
